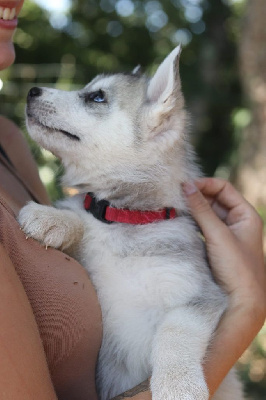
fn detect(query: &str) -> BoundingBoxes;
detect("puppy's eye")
[86,90,106,103]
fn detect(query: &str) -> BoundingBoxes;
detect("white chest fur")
[76,208,226,399]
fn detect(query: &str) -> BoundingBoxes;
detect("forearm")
[111,302,265,400]
[204,299,265,397]
[112,380,151,400]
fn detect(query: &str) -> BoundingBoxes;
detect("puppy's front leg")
[151,307,214,400]
[18,201,84,252]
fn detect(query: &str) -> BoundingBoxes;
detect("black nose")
[28,87,42,99]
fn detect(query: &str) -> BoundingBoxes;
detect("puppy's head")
[26,46,196,208]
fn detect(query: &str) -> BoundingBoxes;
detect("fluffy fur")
[19,46,244,399]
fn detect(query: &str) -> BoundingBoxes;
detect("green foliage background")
[0,0,265,398]
[1,0,249,202]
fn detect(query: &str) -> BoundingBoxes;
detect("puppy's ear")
[147,45,182,105]
[144,45,186,143]
[132,65,142,77]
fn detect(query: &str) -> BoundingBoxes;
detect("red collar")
[84,193,177,225]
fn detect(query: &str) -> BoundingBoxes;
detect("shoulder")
[0,115,25,157]
[0,115,23,141]
[0,116,50,205]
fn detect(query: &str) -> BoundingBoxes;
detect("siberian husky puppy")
[19,46,243,400]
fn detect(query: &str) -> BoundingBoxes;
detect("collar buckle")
[85,193,113,224]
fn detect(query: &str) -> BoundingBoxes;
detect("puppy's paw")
[151,372,209,400]
[18,202,83,250]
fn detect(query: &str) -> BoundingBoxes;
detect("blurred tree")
[234,0,266,211]
[234,3,266,397]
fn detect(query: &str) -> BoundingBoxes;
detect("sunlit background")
[0,1,265,398]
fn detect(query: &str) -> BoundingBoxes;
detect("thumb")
[182,182,227,243]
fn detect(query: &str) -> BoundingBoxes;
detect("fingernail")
[182,182,198,196]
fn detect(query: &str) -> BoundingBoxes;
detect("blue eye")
[87,90,106,103]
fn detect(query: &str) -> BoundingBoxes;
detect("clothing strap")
[0,146,41,204]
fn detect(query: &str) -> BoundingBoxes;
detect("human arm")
[0,115,50,207]
[183,178,265,396]
[112,178,265,399]
[0,243,58,400]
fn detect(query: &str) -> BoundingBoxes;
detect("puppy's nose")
[28,87,42,99]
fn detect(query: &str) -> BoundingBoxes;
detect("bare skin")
[0,115,50,210]
[0,0,24,69]
[0,244,58,400]
[112,380,151,399]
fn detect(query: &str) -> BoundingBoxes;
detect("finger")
[196,179,261,234]
[182,182,230,243]
[194,178,248,211]
[211,201,228,222]
[205,195,229,221]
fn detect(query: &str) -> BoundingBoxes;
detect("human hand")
[183,178,265,313]
[182,178,266,396]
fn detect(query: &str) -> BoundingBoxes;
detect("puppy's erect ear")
[132,65,142,77]
[147,44,182,106]
[144,45,185,143]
